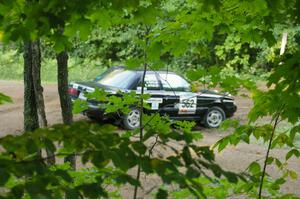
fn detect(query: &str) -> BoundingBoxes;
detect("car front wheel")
[123,108,140,130]
[203,106,226,128]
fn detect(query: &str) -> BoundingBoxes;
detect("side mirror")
[224,92,232,97]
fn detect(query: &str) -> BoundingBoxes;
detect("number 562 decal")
[178,94,197,114]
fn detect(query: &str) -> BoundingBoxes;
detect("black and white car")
[68,67,237,129]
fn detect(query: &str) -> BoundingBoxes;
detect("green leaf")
[0,92,12,105]
[0,169,9,186]
[216,137,230,152]
[72,99,88,114]
[275,159,282,168]
[133,6,161,25]
[170,40,188,57]
[115,174,140,186]
[52,33,69,53]
[66,188,80,199]
[186,69,205,81]
[192,132,203,141]
[167,156,182,167]
[191,145,215,161]
[65,18,92,40]
[140,157,153,174]
[44,138,56,154]
[289,170,298,180]
[248,162,260,175]
[156,188,168,199]
[55,170,73,183]
[273,177,286,186]
[131,141,147,154]
[85,88,107,102]
[186,166,200,178]
[79,183,107,198]
[220,119,239,130]
[125,58,143,69]
[111,151,129,171]
[81,151,91,165]
[182,146,193,166]
[286,149,300,160]
[223,171,238,183]
[266,157,274,165]
[11,185,24,198]
[91,151,108,168]
[147,41,163,61]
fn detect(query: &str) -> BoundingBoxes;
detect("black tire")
[85,111,101,121]
[123,108,141,130]
[203,106,226,128]
[87,115,98,121]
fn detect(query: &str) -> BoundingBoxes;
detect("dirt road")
[0,80,299,196]
[0,80,84,137]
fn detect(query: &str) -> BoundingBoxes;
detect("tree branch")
[258,112,281,199]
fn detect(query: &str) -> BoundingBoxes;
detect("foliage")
[69,26,142,67]
[171,175,300,199]
[213,48,300,198]
[0,92,12,105]
[214,24,300,77]
[3,0,300,82]
[0,122,132,198]
[186,66,257,95]
[0,118,242,198]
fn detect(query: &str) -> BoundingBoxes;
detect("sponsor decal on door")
[146,98,163,110]
[178,94,197,114]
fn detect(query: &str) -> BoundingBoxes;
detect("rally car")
[68,66,237,129]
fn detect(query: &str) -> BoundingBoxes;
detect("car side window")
[159,73,191,92]
[144,74,161,90]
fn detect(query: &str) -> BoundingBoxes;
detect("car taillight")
[68,88,79,96]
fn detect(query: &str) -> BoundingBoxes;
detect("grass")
[0,49,106,82]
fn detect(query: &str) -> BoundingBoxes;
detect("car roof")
[110,66,178,75]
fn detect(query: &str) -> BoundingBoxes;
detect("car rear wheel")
[203,106,225,128]
[123,108,140,130]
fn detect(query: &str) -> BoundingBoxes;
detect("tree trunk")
[24,40,54,164]
[57,51,73,124]
[30,40,56,165]
[31,40,48,128]
[57,50,75,169]
[23,41,39,132]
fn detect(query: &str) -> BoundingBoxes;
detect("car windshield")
[95,68,139,89]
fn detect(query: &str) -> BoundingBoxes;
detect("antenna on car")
[166,64,169,79]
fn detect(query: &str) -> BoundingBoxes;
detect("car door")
[141,73,165,114]
[157,73,200,119]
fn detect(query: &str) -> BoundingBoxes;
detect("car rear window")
[95,69,139,89]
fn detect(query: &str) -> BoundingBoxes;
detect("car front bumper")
[226,104,237,117]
